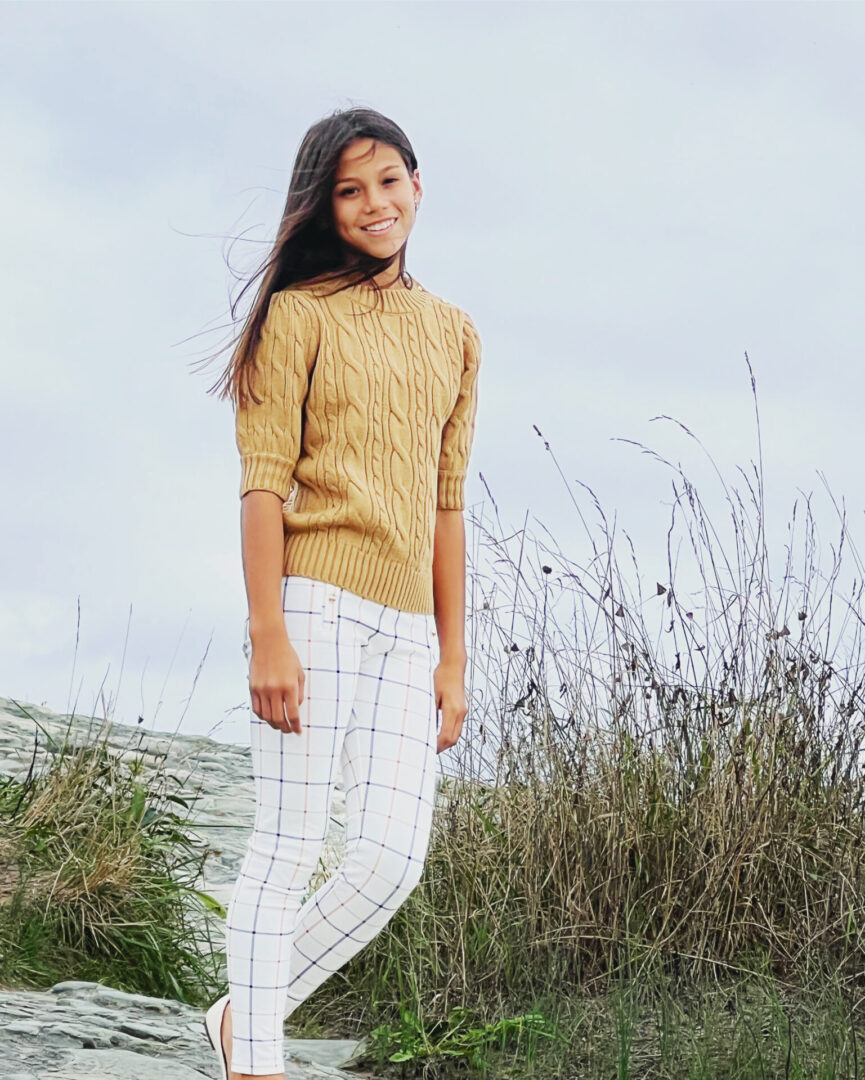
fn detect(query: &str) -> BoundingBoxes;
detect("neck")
[374,267,405,290]
[342,253,405,290]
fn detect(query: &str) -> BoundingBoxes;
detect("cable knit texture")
[235,274,482,615]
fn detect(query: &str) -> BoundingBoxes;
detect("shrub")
[0,707,224,1005]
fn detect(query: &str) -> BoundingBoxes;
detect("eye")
[336,177,400,197]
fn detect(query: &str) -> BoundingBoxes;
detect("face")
[331,137,422,264]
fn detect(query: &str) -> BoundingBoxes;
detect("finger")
[270,693,291,733]
[284,690,302,735]
[260,691,276,728]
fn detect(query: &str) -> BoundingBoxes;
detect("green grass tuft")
[0,709,224,1005]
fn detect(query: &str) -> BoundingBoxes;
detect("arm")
[431,508,467,754]
[432,507,467,667]
[241,490,286,644]
[235,288,318,639]
[434,310,481,658]
[241,490,306,735]
[235,289,318,733]
[431,312,481,752]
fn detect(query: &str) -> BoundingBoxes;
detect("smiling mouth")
[361,217,398,234]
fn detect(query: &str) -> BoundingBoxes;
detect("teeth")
[363,218,396,232]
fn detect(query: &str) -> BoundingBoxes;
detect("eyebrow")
[334,163,403,184]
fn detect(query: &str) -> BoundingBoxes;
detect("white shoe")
[204,993,231,1080]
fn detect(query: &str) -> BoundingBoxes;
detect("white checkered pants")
[225,574,440,1075]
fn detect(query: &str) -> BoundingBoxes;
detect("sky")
[2,1,864,751]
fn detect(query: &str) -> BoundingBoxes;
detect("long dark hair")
[205,107,419,408]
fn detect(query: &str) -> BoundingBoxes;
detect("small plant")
[368,1005,559,1069]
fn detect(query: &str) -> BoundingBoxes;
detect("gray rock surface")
[0,695,448,1078]
[0,981,374,1079]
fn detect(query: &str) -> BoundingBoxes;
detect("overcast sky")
[2,1,863,745]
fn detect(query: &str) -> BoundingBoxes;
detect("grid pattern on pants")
[226,573,440,1076]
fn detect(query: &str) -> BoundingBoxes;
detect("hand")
[433,658,467,753]
[248,628,306,735]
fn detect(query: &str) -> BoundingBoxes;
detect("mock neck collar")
[303,273,432,314]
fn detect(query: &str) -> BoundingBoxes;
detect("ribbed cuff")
[239,454,293,501]
[437,470,465,510]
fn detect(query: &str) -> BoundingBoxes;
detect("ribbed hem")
[437,470,465,510]
[240,454,293,501]
[284,529,434,614]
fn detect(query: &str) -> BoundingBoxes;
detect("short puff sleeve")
[437,312,482,510]
[234,289,319,501]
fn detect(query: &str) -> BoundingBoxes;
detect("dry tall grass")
[313,372,865,1076]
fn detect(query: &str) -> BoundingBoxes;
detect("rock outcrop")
[0,980,373,1079]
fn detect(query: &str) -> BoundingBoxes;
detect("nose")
[361,187,389,215]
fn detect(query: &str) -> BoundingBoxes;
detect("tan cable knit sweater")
[235,274,482,615]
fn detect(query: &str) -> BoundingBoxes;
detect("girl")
[204,107,482,1080]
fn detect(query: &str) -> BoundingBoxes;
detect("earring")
[414,200,419,209]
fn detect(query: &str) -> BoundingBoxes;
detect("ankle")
[222,1001,285,1079]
